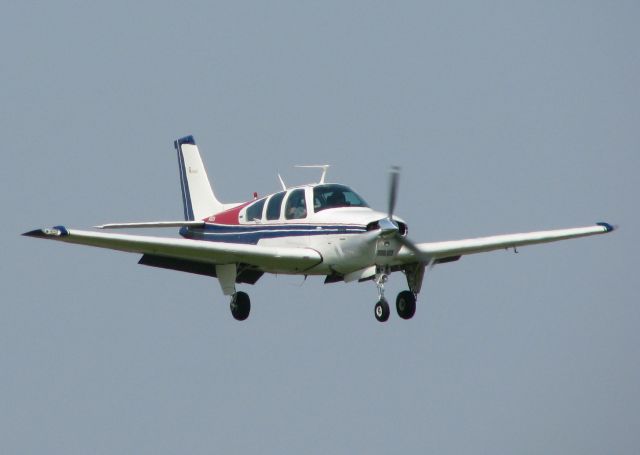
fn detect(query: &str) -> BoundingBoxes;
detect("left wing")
[400,222,615,262]
[22,226,322,272]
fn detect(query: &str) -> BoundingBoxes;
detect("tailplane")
[175,136,226,220]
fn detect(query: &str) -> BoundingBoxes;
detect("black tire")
[374,299,390,322]
[396,290,416,320]
[230,291,251,321]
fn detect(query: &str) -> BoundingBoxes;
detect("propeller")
[382,166,433,265]
[388,165,400,219]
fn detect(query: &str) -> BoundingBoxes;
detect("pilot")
[287,196,307,219]
[327,191,347,208]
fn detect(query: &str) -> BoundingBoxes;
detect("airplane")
[23,135,616,322]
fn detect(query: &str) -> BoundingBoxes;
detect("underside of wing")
[23,226,322,273]
[399,222,616,262]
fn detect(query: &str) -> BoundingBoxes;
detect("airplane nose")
[366,218,408,237]
[378,218,399,236]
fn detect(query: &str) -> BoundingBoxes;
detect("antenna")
[295,164,330,184]
[277,173,287,190]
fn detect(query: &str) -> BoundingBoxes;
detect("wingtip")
[22,229,46,238]
[22,226,70,238]
[596,222,617,232]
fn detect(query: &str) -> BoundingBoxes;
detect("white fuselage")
[184,182,408,276]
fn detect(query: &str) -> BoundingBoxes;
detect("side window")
[285,189,307,220]
[266,192,286,221]
[246,198,266,221]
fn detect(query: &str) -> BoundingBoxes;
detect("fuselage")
[180,183,407,275]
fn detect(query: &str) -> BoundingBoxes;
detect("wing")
[400,222,615,262]
[22,226,322,273]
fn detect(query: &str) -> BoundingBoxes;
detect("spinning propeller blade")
[385,166,432,264]
[388,166,400,219]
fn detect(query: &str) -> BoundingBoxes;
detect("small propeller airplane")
[24,135,616,322]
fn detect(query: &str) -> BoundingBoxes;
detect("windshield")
[313,184,369,212]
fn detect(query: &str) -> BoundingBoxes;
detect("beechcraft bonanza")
[24,136,616,322]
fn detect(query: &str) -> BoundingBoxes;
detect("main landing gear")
[396,290,416,319]
[374,266,419,322]
[230,291,251,321]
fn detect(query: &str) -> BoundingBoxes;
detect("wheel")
[374,299,390,322]
[230,291,251,321]
[396,290,416,320]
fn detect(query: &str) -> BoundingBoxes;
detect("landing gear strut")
[230,291,250,321]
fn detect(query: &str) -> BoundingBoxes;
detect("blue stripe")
[174,137,195,221]
[181,223,367,244]
[201,223,365,232]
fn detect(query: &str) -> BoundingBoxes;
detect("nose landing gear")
[374,299,390,322]
[373,267,390,322]
[373,267,391,322]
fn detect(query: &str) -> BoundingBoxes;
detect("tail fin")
[175,136,225,220]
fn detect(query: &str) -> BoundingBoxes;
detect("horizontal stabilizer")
[94,221,206,229]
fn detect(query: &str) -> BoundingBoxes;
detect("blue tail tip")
[176,135,196,147]
[596,222,616,232]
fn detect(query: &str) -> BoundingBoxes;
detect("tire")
[230,291,251,321]
[396,290,416,320]
[374,299,390,322]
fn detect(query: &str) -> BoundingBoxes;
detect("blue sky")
[1,2,638,453]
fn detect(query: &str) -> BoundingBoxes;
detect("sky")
[1,1,638,453]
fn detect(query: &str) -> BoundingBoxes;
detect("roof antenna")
[295,165,330,184]
[277,173,287,191]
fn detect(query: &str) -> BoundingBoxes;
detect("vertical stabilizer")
[175,136,225,220]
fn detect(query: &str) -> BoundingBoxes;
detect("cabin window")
[313,184,368,212]
[266,191,286,220]
[285,189,308,220]
[246,198,266,221]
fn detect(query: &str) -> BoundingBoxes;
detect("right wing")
[401,222,615,262]
[22,226,322,272]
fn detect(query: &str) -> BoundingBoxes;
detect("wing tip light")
[596,222,617,233]
[22,226,69,238]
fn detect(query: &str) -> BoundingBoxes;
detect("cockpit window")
[266,191,286,220]
[313,184,368,212]
[285,189,307,220]
[246,198,266,221]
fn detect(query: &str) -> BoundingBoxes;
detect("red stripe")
[203,201,253,225]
